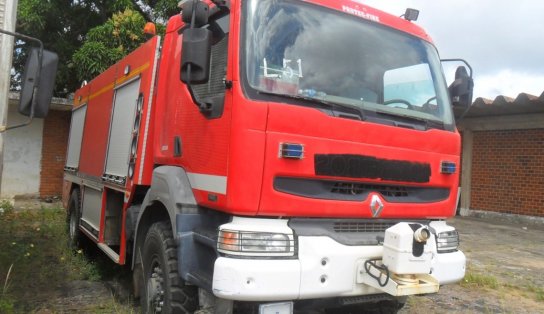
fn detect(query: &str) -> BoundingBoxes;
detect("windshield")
[243,0,454,128]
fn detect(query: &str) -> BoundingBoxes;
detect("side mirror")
[182,0,210,27]
[441,59,474,120]
[180,28,212,84]
[19,48,59,118]
[448,65,474,109]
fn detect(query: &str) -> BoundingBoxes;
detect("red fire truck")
[63,0,473,313]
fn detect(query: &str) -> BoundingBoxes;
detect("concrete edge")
[9,91,72,111]
[464,209,544,227]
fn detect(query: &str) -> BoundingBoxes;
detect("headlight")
[218,230,295,257]
[436,230,459,253]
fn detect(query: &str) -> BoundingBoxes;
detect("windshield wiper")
[257,90,366,120]
[374,110,444,130]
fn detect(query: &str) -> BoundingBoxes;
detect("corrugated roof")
[464,91,544,118]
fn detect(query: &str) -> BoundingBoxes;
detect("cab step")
[98,243,120,264]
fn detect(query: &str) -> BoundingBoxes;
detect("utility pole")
[0,0,19,195]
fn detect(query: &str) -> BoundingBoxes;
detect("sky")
[355,0,544,99]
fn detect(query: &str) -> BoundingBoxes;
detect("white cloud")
[475,70,544,99]
[353,0,544,98]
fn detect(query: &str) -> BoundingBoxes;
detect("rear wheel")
[67,189,83,249]
[141,221,197,313]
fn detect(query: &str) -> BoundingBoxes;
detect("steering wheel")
[383,99,413,110]
[421,96,438,114]
[423,96,437,107]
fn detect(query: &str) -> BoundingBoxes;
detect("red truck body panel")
[66,37,161,264]
[72,37,159,188]
[258,102,460,218]
[304,0,432,43]
[149,0,459,219]
[77,65,116,177]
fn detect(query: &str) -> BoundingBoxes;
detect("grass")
[461,265,544,303]
[0,200,14,215]
[0,264,15,313]
[527,284,544,302]
[0,205,135,313]
[461,270,500,289]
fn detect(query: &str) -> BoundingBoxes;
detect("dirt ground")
[65,216,544,313]
[2,202,542,313]
[400,217,544,314]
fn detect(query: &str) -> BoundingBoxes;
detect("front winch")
[383,223,433,274]
[358,222,439,296]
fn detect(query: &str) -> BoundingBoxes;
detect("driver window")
[383,63,436,109]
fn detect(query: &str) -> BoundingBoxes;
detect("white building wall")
[0,104,44,197]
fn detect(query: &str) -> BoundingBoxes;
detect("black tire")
[67,189,83,249]
[140,221,197,314]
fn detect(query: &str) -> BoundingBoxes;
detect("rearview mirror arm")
[441,58,474,121]
[0,29,44,132]
[440,58,473,78]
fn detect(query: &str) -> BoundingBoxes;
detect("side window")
[191,14,230,103]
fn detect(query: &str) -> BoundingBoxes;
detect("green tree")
[14,0,179,96]
[134,0,180,22]
[15,0,135,96]
[72,9,146,81]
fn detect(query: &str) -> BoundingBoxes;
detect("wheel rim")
[146,259,165,313]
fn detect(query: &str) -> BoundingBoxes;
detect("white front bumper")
[213,236,384,301]
[431,250,466,284]
[212,235,465,301]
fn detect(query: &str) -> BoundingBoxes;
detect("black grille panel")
[315,154,431,183]
[274,177,449,203]
[289,219,429,246]
[333,222,395,233]
[331,182,409,198]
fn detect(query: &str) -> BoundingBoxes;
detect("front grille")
[331,182,409,198]
[274,177,449,203]
[333,222,395,233]
[289,219,429,246]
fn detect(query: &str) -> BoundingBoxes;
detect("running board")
[98,243,120,264]
[357,262,439,296]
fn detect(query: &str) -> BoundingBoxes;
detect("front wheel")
[141,221,197,313]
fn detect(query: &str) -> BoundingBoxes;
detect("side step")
[98,243,120,264]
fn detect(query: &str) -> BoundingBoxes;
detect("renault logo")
[370,194,384,217]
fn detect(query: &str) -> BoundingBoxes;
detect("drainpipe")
[0,0,19,195]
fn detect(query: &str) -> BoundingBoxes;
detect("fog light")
[218,230,295,257]
[436,230,459,253]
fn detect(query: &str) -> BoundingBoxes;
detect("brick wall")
[471,129,544,217]
[40,110,71,197]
